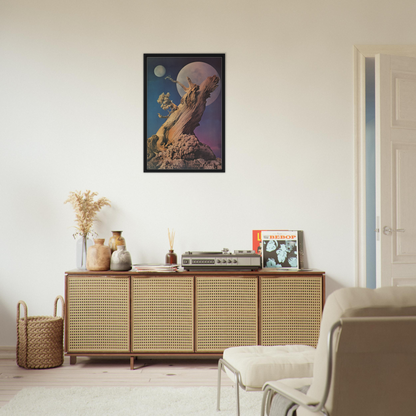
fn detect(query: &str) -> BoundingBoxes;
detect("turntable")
[181,248,261,271]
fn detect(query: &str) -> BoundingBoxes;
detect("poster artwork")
[144,54,225,172]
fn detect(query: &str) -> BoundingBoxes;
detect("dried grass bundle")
[64,190,111,238]
[168,228,175,250]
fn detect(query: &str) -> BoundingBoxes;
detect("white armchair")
[261,286,416,416]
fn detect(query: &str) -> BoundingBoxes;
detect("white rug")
[0,386,263,416]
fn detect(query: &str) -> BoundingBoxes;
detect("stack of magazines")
[132,264,179,272]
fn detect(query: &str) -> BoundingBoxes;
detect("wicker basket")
[16,295,65,369]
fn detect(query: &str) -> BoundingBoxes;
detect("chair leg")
[217,359,222,411]
[217,358,241,416]
[235,378,240,416]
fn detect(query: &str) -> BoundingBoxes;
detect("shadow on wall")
[0,298,17,346]
[300,245,343,298]
[325,275,344,299]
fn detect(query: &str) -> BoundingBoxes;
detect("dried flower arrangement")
[64,190,111,239]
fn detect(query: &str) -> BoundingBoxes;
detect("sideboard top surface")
[65,269,325,277]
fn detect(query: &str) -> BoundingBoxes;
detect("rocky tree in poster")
[147,74,222,170]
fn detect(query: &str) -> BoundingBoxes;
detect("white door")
[376,54,416,287]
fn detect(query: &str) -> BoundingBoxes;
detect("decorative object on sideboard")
[108,230,126,253]
[64,190,111,270]
[110,245,132,271]
[86,238,111,271]
[181,249,261,271]
[75,237,93,270]
[165,228,177,264]
[16,296,65,369]
[252,230,305,270]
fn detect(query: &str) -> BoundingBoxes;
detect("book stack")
[132,264,179,272]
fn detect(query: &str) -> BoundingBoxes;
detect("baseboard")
[0,346,15,359]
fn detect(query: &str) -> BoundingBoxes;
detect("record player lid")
[185,251,223,255]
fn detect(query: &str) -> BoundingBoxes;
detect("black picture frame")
[144,53,225,172]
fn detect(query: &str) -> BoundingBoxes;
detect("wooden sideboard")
[65,270,325,369]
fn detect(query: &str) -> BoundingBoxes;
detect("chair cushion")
[223,345,316,389]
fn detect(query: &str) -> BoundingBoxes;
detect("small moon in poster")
[154,65,166,77]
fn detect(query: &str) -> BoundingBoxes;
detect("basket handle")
[16,300,28,368]
[53,295,65,320]
[17,300,28,323]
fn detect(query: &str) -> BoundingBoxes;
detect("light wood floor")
[0,353,234,408]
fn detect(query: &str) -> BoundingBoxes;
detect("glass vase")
[76,237,93,270]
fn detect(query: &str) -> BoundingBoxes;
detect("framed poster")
[144,53,225,172]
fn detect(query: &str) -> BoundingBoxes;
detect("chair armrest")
[264,380,319,407]
[265,377,313,391]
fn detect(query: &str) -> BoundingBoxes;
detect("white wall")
[1,0,416,346]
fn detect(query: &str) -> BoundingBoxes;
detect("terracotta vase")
[110,246,132,271]
[165,249,177,265]
[108,231,126,253]
[86,239,111,271]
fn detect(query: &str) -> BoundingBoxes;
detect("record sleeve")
[257,230,304,269]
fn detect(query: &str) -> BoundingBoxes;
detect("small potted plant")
[64,190,111,269]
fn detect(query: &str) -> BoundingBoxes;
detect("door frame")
[353,45,416,288]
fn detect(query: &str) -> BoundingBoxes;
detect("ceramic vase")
[109,231,126,253]
[110,245,132,271]
[165,249,177,265]
[86,239,111,271]
[76,237,93,270]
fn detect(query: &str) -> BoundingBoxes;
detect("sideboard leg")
[70,356,77,365]
[130,356,135,370]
